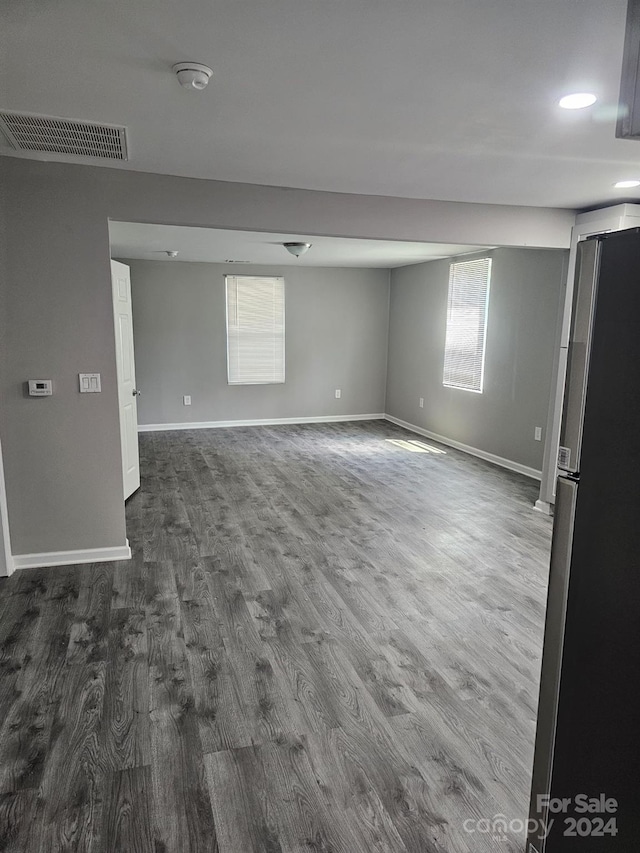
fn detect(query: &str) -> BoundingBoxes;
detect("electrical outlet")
[183,395,192,406]
[534,426,542,441]
[335,389,341,399]
[419,397,424,408]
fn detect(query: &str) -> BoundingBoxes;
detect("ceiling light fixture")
[283,242,312,258]
[614,180,640,188]
[558,92,597,110]
[173,62,213,91]
[165,250,179,258]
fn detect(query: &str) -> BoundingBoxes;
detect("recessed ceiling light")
[558,93,597,110]
[614,180,640,189]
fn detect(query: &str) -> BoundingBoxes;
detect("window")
[443,257,491,393]
[226,275,285,384]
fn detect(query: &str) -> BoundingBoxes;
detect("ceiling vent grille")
[0,111,129,160]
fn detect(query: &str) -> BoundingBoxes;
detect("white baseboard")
[12,540,131,571]
[534,499,554,515]
[384,414,542,481]
[138,413,385,432]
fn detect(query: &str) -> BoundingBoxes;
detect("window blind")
[443,257,491,393]
[226,275,285,384]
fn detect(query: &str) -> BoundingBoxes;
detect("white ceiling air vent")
[0,111,129,160]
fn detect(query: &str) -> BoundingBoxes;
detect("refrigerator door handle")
[527,476,578,852]
[558,238,601,474]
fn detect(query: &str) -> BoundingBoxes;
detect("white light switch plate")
[183,395,192,406]
[79,373,101,393]
[335,389,341,399]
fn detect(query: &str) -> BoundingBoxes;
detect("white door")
[111,260,140,499]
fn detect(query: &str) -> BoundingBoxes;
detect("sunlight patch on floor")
[408,440,446,454]
[386,438,447,454]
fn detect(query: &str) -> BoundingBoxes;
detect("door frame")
[0,434,14,576]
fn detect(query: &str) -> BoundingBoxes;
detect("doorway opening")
[107,219,565,849]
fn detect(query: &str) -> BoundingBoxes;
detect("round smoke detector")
[173,62,213,91]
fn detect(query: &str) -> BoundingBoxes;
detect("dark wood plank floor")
[0,421,552,852]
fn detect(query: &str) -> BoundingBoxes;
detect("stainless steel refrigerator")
[527,227,640,852]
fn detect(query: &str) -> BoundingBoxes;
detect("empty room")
[2,1,640,852]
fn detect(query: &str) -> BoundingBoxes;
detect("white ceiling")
[109,222,485,268]
[2,0,639,209]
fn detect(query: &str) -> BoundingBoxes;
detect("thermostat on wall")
[28,379,53,396]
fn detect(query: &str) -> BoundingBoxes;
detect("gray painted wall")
[126,260,389,424]
[386,248,568,471]
[0,157,574,558]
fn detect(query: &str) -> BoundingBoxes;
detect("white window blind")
[226,275,285,384]
[443,257,491,393]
